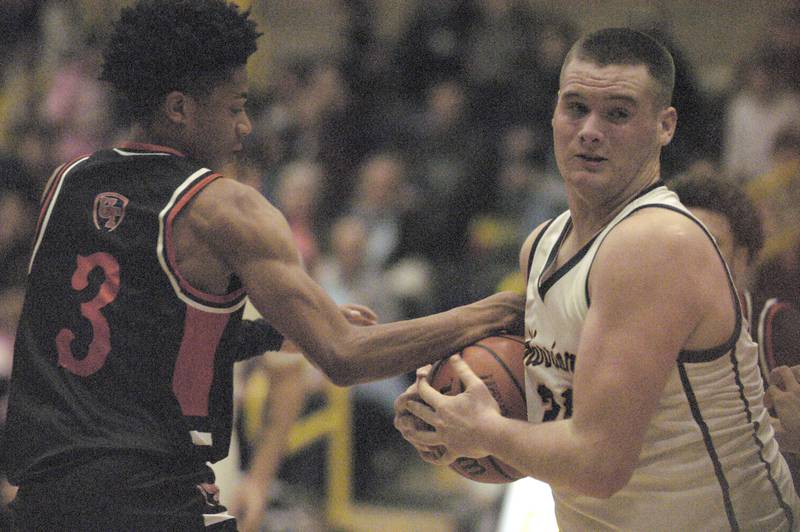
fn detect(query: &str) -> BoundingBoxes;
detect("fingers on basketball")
[427,334,527,483]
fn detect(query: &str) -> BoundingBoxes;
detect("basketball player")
[395,28,799,530]
[673,172,800,490]
[2,1,523,530]
[671,174,800,389]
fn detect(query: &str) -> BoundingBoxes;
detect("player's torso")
[523,183,799,531]
[5,145,246,483]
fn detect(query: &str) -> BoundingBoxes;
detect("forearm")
[325,302,511,384]
[481,416,633,498]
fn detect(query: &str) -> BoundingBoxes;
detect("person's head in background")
[671,174,764,293]
[771,125,800,168]
[100,0,260,171]
[352,151,413,214]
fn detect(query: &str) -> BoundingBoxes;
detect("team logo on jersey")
[93,192,129,232]
[524,337,576,373]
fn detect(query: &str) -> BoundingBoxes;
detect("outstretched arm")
[187,178,524,385]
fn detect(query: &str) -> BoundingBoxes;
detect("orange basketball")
[428,334,527,483]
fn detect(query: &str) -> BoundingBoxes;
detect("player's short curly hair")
[100,0,260,122]
[671,174,764,263]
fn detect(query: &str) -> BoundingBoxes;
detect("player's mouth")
[576,153,607,168]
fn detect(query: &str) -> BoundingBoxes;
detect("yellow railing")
[284,383,354,528]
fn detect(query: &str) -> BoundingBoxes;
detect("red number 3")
[56,252,120,376]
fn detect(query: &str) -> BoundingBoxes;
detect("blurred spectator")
[747,126,800,309]
[0,285,25,528]
[761,5,800,93]
[294,61,372,223]
[462,0,537,133]
[396,0,475,103]
[346,151,418,271]
[231,323,309,532]
[339,0,405,150]
[401,78,494,310]
[0,1,43,59]
[6,124,56,200]
[632,7,719,178]
[313,215,410,499]
[272,160,324,272]
[40,42,113,162]
[0,191,36,291]
[495,124,567,228]
[514,13,577,167]
[402,79,489,255]
[722,51,800,182]
[315,216,402,323]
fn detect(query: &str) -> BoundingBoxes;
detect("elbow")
[311,345,361,387]
[324,365,359,387]
[574,460,634,499]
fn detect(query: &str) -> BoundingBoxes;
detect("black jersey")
[3,143,248,484]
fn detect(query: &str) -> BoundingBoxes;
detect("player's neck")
[127,124,187,157]
[568,171,661,245]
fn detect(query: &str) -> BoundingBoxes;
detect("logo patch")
[93,192,129,232]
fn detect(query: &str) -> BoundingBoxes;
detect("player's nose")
[578,114,603,144]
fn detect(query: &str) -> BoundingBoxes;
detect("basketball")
[427,334,527,484]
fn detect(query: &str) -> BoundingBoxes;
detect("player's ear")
[658,106,677,147]
[163,91,195,126]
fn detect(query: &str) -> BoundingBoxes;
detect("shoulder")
[602,206,711,262]
[591,207,722,297]
[183,177,294,259]
[189,178,282,227]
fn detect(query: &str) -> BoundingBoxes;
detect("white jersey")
[524,182,799,531]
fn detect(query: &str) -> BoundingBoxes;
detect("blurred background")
[0,1,798,530]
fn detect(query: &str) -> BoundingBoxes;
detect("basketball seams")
[471,341,526,402]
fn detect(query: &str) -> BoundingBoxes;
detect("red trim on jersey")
[118,142,186,157]
[173,306,230,416]
[164,173,246,305]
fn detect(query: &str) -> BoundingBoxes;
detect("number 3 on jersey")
[56,252,120,376]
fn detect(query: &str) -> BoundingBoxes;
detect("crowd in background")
[1,0,800,525]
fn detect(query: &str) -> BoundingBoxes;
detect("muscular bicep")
[570,211,726,477]
[187,179,352,368]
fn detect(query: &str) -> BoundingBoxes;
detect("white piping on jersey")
[190,430,213,446]
[28,156,91,273]
[157,168,246,314]
[112,148,173,157]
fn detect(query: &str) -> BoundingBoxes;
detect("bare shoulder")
[184,177,296,264]
[590,206,730,320]
[597,207,715,271]
[589,206,734,351]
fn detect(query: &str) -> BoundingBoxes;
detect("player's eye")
[607,108,631,122]
[565,101,588,117]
